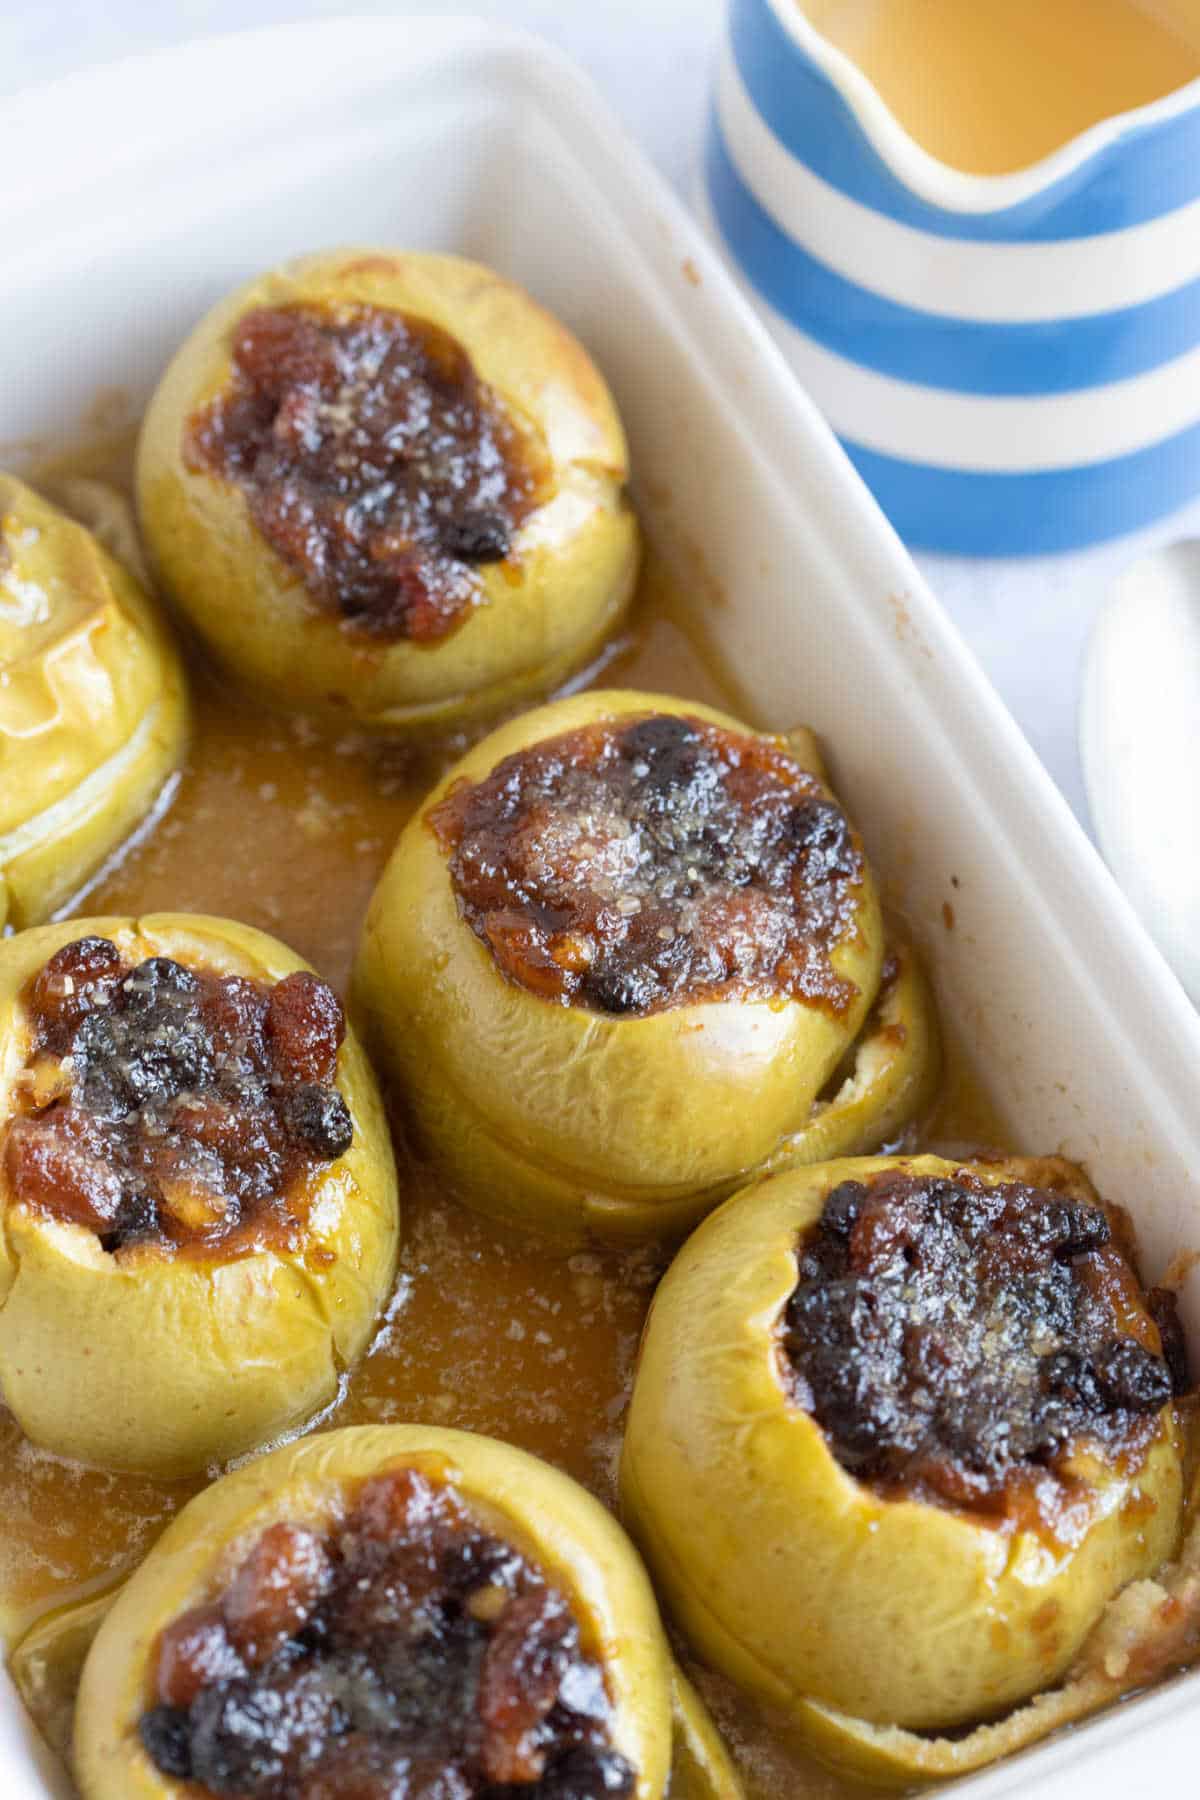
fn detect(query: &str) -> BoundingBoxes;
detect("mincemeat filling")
[783,1169,1187,1516]
[429,714,865,1017]
[138,1465,637,1800]
[186,302,548,642]
[3,937,352,1255]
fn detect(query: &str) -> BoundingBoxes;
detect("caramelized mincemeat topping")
[187,303,550,643]
[783,1169,1188,1517]
[3,937,352,1256]
[139,1465,636,1800]
[429,714,865,1016]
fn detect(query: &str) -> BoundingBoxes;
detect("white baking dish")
[0,16,1196,1797]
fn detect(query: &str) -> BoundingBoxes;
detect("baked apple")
[0,476,187,929]
[761,934,940,1174]
[354,689,920,1243]
[670,1668,744,1800]
[0,916,399,1475]
[620,1154,1188,1739]
[74,1424,673,1800]
[136,250,637,730]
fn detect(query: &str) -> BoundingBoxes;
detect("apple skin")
[0,914,400,1476]
[0,476,187,929]
[353,689,886,1244]
[136,249,638,731]
[619,1153,1185,1734]
[73,1424,674,1800]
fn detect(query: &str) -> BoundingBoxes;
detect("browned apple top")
[138,1464,636,1800]
[429,713,867,1018]
[4,936,353,1257]
[186,304,550,643]
[783,1167,1189,1524]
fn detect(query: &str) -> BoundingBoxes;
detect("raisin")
[1040,1349,1104,1412]
[138,1705,193,1780]
[1046,1202,1111,1260]
[223,1523,334,1667]
[120,956,200,1011]
[234,306,341,393]
[580,967,654,1016]
[156,1605,246,1708]
[4,1119,124,1230]
[266,972,346,1085]
[99,1189,160,1254]
[627,720,717,819]
[72,1012,133,1122]
[285,1085,354,1160]
[122,1028,211,1109]
[202,976,270,1059]
[821,1181,865,1240]
[27,936,122,1050]
[1093,1338,1173,1414]
[786,797,857,884]
[1148,1287,1192,1396]
[620,714,698,769]
[479,1588,574,1782]
[353,1467,441,1543]
[539,1747,638,1800]
[440,510,512,562]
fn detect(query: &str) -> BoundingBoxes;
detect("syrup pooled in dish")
[783,1168,1186,1518]
[5,936,352,1256]
[187,304,551,642]
[138,1465,635,1800]
[429,713,865,1016]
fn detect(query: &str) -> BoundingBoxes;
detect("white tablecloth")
[5,0,1195,832]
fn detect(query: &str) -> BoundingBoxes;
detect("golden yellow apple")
[0,915,400,1476]
[0,476,187,928]
[353,690,890,1244]
[620,1154,1185,1738]
[136,250,637,730]
[74,1424,674,1800]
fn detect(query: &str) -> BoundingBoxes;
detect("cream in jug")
[807,0,1200,173]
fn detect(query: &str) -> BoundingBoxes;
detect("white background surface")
[4,0,1198,830]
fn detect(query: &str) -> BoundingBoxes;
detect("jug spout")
[792,0,1200,197]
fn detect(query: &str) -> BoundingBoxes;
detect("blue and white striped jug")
[705,0,1200,554]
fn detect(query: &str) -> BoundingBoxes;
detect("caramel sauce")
[0,444,1011,1800]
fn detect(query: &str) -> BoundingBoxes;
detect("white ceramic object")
[704,0,1200,553]
[0,16,1197,1797]
[1081,541,1200,1003]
